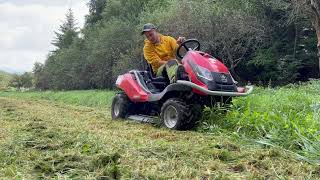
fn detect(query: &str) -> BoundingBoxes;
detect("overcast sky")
[0,0,89,73]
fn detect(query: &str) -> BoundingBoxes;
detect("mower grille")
[207,73,237,92]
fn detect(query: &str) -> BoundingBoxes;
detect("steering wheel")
[176,39,201,59]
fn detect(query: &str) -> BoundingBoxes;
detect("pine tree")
[52,8,79,50]
[85,0,107,26]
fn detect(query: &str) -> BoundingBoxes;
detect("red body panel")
[183,51,229,73]
[182,51,231,95]
[116,74,149,102]
[116,50,235,101]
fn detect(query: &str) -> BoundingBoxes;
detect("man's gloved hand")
[177,37,186,45]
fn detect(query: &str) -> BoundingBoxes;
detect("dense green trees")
[239,0,319,84]
[291,0,320,73]
[33,0,319,90]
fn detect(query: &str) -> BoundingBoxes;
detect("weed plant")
[199,80,320,163]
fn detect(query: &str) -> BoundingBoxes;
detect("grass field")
[0,90,115,108]
[0,81,320,179]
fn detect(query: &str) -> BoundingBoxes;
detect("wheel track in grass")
[0,97,319,179]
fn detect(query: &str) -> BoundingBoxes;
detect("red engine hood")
[182,51,229,74]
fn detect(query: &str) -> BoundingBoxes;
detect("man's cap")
[141,23,156,35]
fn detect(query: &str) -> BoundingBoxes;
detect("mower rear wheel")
[111,93,130,119]
[161,98,201,130]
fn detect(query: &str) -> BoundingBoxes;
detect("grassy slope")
[0,97,318,179]
[0,71,12,89]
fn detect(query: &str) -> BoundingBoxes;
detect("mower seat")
[141,55,167,82]
[141,55,168,90]
[146,63,168,90]
[146,63,166,82]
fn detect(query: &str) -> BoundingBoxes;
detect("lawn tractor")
[111,39,253,130]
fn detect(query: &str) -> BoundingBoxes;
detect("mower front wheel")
[111,93,131,119]
[161,98,200,130]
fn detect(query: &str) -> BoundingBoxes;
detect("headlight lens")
[188,60,213,81]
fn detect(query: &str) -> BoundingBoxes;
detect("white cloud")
[0,50,46,73]
[0,1,88,73]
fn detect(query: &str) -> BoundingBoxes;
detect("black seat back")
[141,55,168,91]
[141,54,167,82]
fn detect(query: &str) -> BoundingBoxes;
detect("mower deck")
[127,115,157,123]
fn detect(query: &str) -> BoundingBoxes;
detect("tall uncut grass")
[200,80,320,163]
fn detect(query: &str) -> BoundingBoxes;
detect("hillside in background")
[0,70,12,89]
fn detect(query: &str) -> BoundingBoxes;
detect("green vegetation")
[30,0,319,90]
[199,80,320,163]
[0,71,33,90]
[0,95,319,179]
[1,0,319,178]
[0,71,12,89]
[8,72,33,89]
[0,90,115,108]
[1,81,320,165]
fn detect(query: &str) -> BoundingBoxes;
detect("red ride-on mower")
[111,39,253,130]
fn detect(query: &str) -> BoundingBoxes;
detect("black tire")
[160,98,202,130]
[182,104,202,130]
[111,93,130,119]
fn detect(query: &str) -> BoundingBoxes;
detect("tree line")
[18,0,319,90]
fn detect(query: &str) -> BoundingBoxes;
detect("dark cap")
[141,23,156,35]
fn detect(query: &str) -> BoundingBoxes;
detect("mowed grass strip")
[1,81,320,164]
[0,90,115,108]
[0,97,319,179]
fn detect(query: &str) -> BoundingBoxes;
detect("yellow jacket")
[143,34,178,72]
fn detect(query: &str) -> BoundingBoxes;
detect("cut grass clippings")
[0,90,115,108]
[1,80,320,178]
[0,97,319,179]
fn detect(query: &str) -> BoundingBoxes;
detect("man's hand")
[177,37,186,45]
[159,60,167,65]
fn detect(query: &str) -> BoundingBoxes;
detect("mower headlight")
[188,60,213,81]
[196,65,213,81]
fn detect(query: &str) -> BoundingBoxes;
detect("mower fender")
[148,83,192,102]
[116,74,148,102]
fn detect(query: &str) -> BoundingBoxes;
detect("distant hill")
[0,70,13,89]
